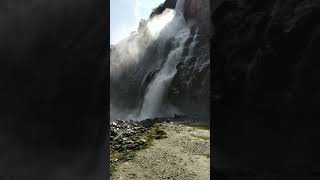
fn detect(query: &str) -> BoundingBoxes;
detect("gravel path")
[111,122,210,180]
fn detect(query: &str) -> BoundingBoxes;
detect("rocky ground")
[110,118,210,180]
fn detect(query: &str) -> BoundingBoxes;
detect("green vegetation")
[142,128,157,149]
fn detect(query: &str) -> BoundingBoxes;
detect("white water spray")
[147,9,175,38]
[137,27,190,119]
[136,0,199,120]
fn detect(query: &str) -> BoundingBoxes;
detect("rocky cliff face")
[111,0,211,122]
[213,0,320,173]
[168,0,211,122]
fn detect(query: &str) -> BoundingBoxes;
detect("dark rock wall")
[213,0,320,173]
[168,0,211,122]
[184,0,211,38]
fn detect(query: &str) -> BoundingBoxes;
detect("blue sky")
[110,0,165,45]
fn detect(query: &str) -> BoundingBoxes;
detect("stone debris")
[110,117,189,152]
[110,119,148,151]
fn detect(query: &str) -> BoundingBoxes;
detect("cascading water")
[137,28,190,119]
[110,0,197,121]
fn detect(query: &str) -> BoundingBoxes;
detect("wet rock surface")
[168,0,211,122]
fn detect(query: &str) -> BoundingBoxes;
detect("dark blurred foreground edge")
[213,0,320,179]
[0,0,108,179]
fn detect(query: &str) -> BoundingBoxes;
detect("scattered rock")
[110,117,195,152]
[154,129,168,139]
[110,119,148,151]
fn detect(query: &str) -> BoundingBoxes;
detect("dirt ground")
[111,122,210,180]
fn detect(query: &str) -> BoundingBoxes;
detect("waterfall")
[110,0,196,121]
[136,0,196,120]
[137,27,190,119]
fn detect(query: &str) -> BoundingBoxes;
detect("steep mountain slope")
[110,0,210,123]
